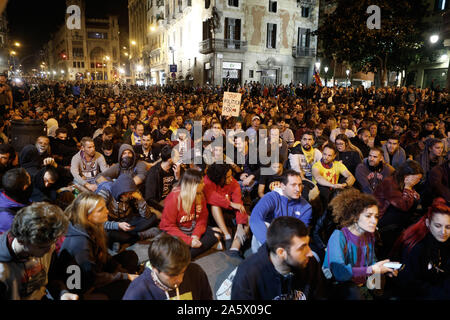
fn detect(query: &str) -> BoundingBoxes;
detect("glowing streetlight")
[131,40,137,46]
[10,51,16,56]
[61,70,65,74]
[124,52,129,57]
[150,25,156,32]
[430,34,439,44]
[104,56,110,61]
[346,69,350,88]
[315,61,321,71]
[14,42,21,47]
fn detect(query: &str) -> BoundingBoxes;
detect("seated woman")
[335,134,363,177]
[58,192,140,300]
[203,163,249,254]
[322,188,398,300]
[374,160,424,258]
[391,198,450,300]
[160,169,220,259]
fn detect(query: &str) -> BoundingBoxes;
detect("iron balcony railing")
[199,39,248,54]
[292,46,316,58]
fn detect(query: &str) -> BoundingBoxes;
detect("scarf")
[302,146,315,164]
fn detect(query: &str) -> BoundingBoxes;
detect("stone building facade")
[44,0,121,82]
[131,0,319,86]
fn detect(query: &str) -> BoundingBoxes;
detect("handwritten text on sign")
[222,92,242,117]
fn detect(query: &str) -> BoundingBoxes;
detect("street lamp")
[324,66,329,87]
[315,61,321,71]
[14,42,21,47]
[430,34,439,44]
[346,69,350,88]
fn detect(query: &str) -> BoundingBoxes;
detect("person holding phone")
[391,198,450,299]
[323,189,398,300]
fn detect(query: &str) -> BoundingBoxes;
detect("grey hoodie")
[100,144,148,182]
[98,174,152,230]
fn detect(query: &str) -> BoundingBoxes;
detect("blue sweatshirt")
[250,189,312,244]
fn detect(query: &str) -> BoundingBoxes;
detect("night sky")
[6,0,129,71]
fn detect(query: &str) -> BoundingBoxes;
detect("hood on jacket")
[65,222,91,240]
[118,143,136,170]
[110,173,138,200]
[19,145,41,175]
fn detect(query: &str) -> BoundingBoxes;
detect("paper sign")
[222,92,242,117]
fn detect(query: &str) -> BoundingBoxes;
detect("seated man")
[125,121,145,146]
[231,216,326,300]
[93,126,115,152]
[250,170,312,253]
[134,129,160,164]
[312,143,355,209]
[123,232,212,300]
[145,145,181,217]
[288,131,322,180]
[0,144,10,189]
[355,147,394,194]
[0,168,32,233]
[257,161,284,199]
[50,128,78,167]
[350,128,371,159]
[330,116,355,143]
[70,137,108,192]
[98,174,159,247]
[35,136,52,163]
[98,144,148,186]
[0,202,78,300]
[382,134,406,169]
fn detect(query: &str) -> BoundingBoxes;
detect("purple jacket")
[0,192,27,234]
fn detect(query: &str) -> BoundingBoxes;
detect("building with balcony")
[44,0,121,82]
[130,0,319,86]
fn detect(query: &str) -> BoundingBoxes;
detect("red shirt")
[159,187,208,245]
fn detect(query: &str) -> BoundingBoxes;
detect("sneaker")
[138,227,162,241]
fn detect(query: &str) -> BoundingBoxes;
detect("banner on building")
[222,92,242,117]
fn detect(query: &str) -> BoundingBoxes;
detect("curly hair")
[206,163,231,187]
[329,188,379,227]
[11,202,69,245]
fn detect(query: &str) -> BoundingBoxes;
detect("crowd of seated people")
[0,77,449,300]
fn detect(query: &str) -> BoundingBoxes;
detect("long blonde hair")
[178,169,203,214]
[65,192,109,264]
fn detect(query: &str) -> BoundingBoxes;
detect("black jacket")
[231,243,327,300]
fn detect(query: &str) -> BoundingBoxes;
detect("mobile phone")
[383,262,403,270]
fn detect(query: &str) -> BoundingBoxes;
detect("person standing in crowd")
[391,198,450,300]
[232,216,326,300]
[0,202,78,300]
[355,147,395,194]
[59,192,140,300]
[70,137,108,192]
[122,233,212,300]
[322,189,398,300]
